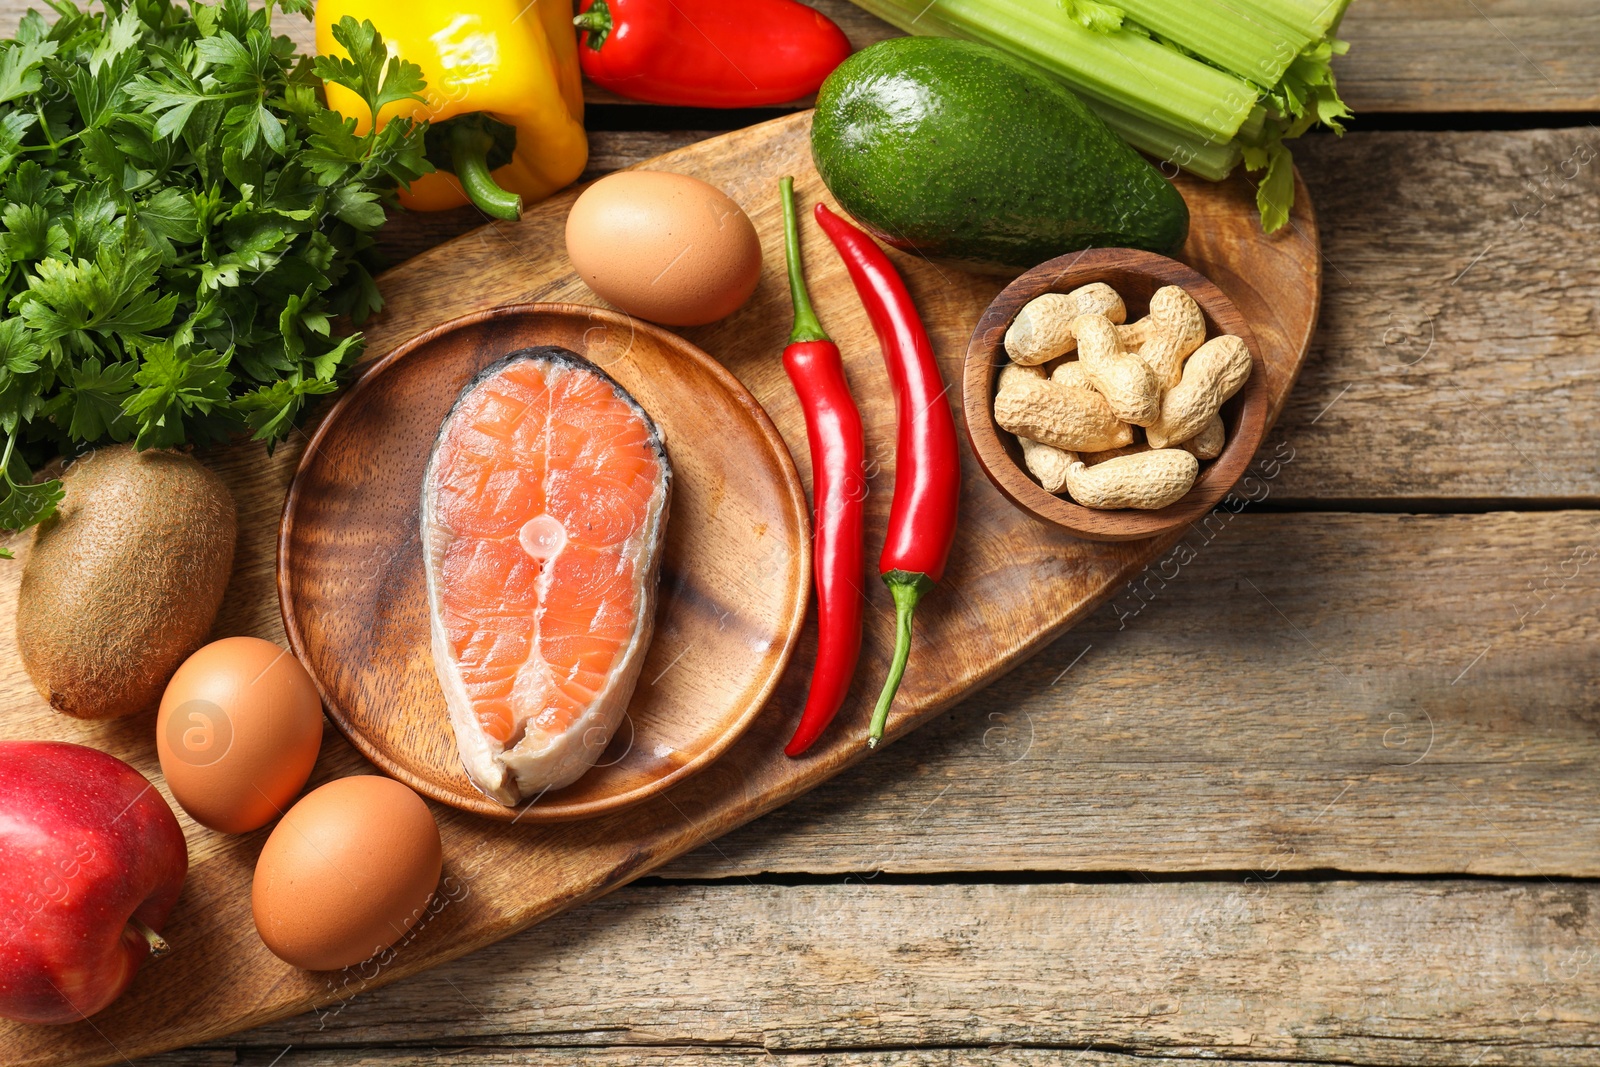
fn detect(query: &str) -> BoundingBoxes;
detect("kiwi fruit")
[17,445,237,719]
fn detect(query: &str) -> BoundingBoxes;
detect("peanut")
[997,361,1046,393]
[1073,313,1161,427]
[994,373,1134,453]
[994,277,1249,513]
[1049,360,1087,390]
[1004,283,1126,365]
[1117,319,1151,349]
[1019,437,1076,494]
[1127,285,1206,388]
[1147,335,1251,448]
[1062,449,1199,510]
[1177,413,1225,460]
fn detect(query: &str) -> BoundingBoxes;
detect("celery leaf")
[1251,143,1295,234]
[1058,0,1126,34]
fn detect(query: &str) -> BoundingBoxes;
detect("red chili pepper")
[813,203,961,749]
[573,0,852,108]
[779,178,867,758]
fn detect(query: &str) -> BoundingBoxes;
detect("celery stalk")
[1114,0,1312,87]
[848,0,1258,142]
[1238,0,1355,38]
[1085,98,1242,182]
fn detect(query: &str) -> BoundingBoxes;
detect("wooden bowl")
[278,303,811,821]
[963,248,1269,542]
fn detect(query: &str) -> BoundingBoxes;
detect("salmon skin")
[421,346,671,805]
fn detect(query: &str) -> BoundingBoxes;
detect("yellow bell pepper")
[315,0,589,219]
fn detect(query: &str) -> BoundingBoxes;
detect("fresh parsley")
[0,0,433,541]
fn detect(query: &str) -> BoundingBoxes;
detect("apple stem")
[129,918,171,961]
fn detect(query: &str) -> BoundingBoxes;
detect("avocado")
[811,36,1189,270]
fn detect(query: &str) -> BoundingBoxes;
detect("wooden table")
[14,1,1600,1063]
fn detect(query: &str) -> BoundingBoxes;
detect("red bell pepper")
[573,0,852,108]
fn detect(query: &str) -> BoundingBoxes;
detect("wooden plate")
[277,303,811,821]
[964,249,1270,541]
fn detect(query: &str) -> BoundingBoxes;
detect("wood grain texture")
[1335,0,1600,113]
[1275,128,1600,503]
[280,305,810,820]
[147,1053,1600,1067]
[134,1048,1600,1067]
[0,111,1316,1066]
[965,249,1272,541]
[214,879,1600,1065]
[2,2,1598,113]
[657,509,1600,879]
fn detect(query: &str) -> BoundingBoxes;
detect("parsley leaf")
[312,16,427,125]
[124,340,234,449]
[0,38,55,105]
[0,472,61,541]
[0,433,61,548]
[0,1,432,535]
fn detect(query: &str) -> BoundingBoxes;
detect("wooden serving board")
[0,110,1319,1065]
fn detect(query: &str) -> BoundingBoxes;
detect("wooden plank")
[166,1053,1597,1067]
[1,2,1596,113]
[1336,0,1600,113]
[152,1050,1464,1067]
[218,880,1600,1065]
[1279,128,1600,503]
[652,510,1600,879]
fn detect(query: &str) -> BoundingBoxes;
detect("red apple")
[0,741,188,1024]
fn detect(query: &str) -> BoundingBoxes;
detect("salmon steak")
[421,347,671,805]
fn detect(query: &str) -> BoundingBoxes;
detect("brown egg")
[252,776,443,971]
[156,636,323,834]
[566,170,763,326]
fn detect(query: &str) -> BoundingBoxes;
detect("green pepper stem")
[573,0,614,50]
[449,122,522,221]
[867,570,933,748]
[780,177,829,345]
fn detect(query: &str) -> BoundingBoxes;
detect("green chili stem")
[780,177,828,345]
[867,570,933,748]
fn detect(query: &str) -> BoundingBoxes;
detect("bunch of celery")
[844,0,1353,231]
